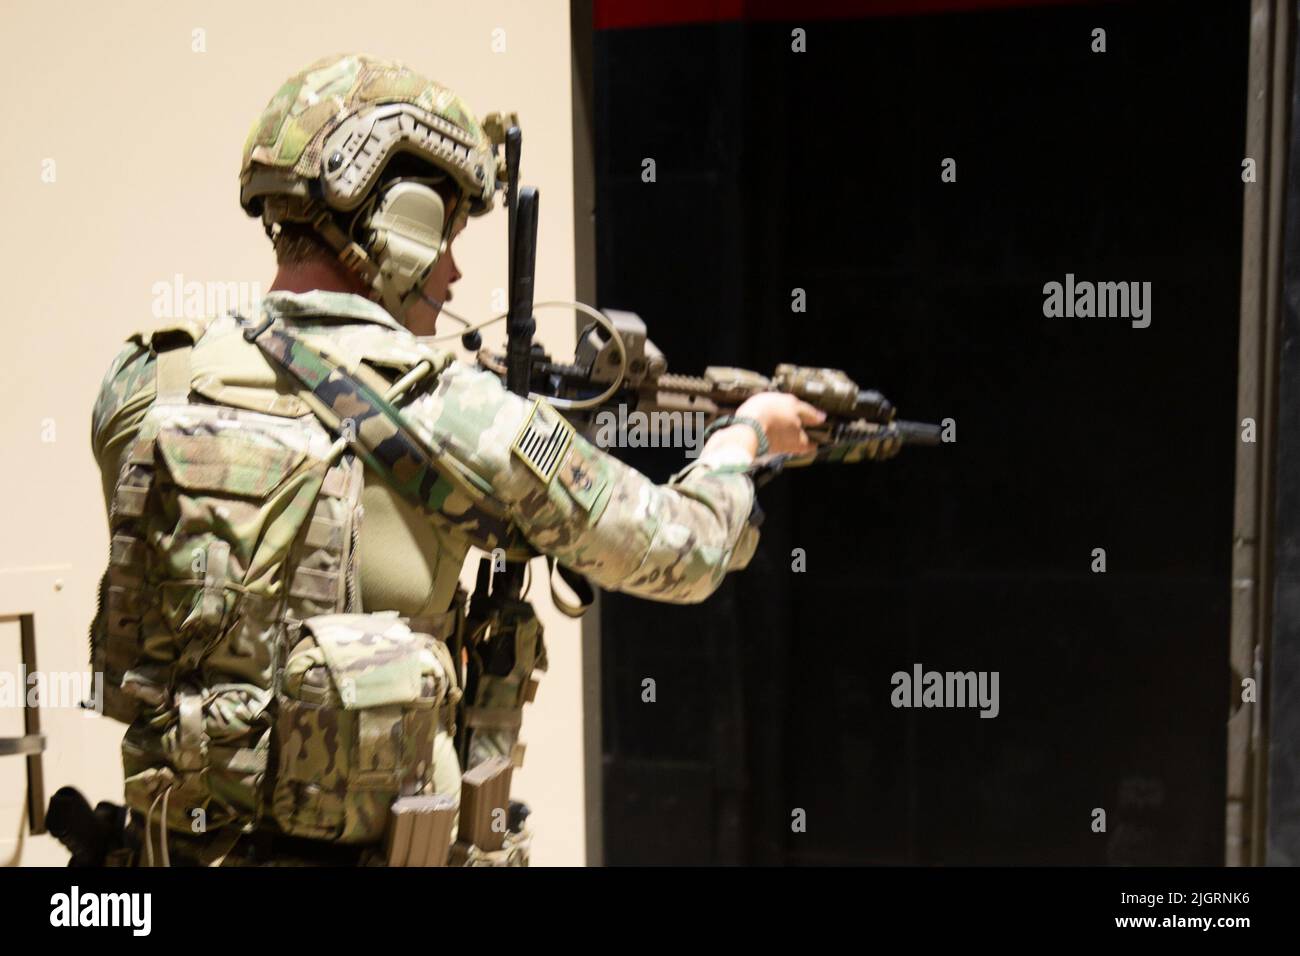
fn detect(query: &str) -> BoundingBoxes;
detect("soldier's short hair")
[272,222,334,266]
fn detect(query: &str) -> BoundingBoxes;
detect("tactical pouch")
[271,613,453,844]
[116,402,361,836]
[463,597,547,771]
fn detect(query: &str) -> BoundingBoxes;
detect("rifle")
[433,119,940,471]
[475,309,942,474]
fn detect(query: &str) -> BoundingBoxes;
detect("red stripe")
[594,0,1110,31]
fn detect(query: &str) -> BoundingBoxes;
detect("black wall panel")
[592,0,1248,864]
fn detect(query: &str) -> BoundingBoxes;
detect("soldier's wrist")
[701,416,768,458]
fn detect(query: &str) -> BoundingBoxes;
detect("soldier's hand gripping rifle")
[476,309,942,477]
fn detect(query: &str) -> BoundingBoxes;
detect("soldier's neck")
[269,258,370,296]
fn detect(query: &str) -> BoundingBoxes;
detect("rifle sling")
[249,319,535,561]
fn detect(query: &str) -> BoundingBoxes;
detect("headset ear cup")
[364,181,448,317]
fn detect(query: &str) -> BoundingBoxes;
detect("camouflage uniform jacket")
[92,290,761,616]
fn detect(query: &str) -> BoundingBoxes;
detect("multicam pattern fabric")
[91,288,762,859]
[110,399,353,836]
[252,325,529,558]
[94,290,761,607]
[403,362,761,602]
[274,614,450,843]
[450,829,532,867]
[240,53,497,215]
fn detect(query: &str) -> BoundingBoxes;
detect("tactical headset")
[354,173,467,320]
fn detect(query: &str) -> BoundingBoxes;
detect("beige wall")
[0,0,583,865]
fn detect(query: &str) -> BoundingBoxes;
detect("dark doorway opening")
[589,0,1248,864]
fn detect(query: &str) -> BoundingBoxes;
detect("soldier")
[86,54,823,866]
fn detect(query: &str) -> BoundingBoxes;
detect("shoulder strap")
[246,314,534,561]
[148,318,213,403]
[155,347,191,404]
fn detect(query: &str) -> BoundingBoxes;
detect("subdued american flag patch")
[511,398,575,484]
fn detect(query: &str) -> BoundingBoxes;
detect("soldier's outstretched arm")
[405,361,769,604]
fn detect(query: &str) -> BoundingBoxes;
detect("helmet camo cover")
[240,54,502,220]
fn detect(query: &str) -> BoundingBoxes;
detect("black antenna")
[497,126,537,602]
[505,125,522,320]
[507,188,539,397]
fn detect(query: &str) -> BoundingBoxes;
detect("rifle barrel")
[895,420,944,445]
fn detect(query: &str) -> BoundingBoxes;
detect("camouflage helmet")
[239,54,516,318]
